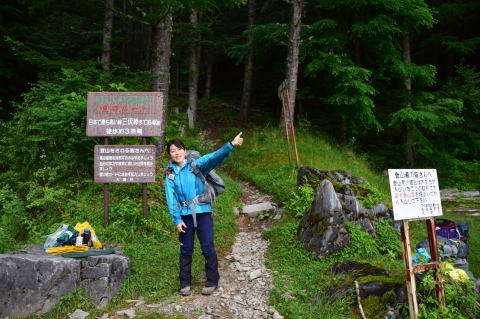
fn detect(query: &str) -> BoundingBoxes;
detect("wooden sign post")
[389,169,445,319]
[87,92,164,226]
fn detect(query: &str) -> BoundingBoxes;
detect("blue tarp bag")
[413,248,431,265]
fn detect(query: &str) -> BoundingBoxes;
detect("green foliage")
[417,269,479,319]
[332,220,402,261]
[335,222,379,260]
[435,155,480,190]
[443,65,480,115]
[263,221,349,319]
[164,110,188,142]
[389,98,463,132]
[356,180,389,208]
[374,219,402,258]
[0,67,104,193]
[27,289,96,319]
[25,167,74,213]
[441,37,480,55]
[284,183,314,218]
[104,198,148,243]
[258,210,271,220]
[226,127,390,206]
[0,186,29,253]
[227,23,287,62]
[304,45,381,135]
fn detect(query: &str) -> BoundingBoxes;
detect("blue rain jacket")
[165,142,234,225]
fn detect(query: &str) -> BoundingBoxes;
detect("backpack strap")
[189,159,217,207]
[179,198,198,228]
[189,159,207,184]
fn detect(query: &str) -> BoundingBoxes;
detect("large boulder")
[0,245,130,318]
[297,167,395,256]
[297,166,365,190]
[297,179,350,256]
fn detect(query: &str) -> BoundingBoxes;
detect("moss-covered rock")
[332,261,390,278]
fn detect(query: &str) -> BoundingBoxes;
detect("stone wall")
[0,245,130,318]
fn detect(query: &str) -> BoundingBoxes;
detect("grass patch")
[263,221,350,318]
[225,127,390,207]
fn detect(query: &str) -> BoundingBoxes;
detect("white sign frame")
[388,169,443,221]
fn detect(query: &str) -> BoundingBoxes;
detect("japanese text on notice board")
[94,145,156,183]
[388,169,443,221]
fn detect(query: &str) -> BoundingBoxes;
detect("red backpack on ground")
[435,218,468,243]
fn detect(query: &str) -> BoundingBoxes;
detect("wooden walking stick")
[278,81,293,164]
[283,87,300,168]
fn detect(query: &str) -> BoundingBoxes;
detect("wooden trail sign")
[87,92,164,137]
[388,169,444,319]
[87,92,164,226]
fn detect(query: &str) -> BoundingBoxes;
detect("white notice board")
[388,169,443,221]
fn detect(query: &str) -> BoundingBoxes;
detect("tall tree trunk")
[101,0,114,74]
[280,0,303,130]
[402,33,415,168]
[150,13,173,156]
[188,8,200,130]
[120,0,128,64]
[240,0,256,121]
[204,51,213,99]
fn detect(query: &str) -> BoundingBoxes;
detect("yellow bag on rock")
[74,221,102,248]
[46,245,88,255]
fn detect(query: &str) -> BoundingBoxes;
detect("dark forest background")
[1,0,480,189]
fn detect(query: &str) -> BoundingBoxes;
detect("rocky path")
[81,179,283,319]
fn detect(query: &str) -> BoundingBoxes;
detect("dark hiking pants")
[179,213,219,287]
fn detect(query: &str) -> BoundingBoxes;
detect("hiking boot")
[201,285,217,296]
[180,286,191,296]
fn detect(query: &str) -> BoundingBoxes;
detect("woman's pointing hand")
[232,132,244,147]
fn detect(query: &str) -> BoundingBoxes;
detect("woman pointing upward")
[165,132,244,296]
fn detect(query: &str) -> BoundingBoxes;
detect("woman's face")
[169,144,186,165]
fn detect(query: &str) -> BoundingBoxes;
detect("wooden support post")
[103,137,110,227]
[426,218,445,304]
[401,218,445,319]
[142,137,149,219]
[401,220,419,319]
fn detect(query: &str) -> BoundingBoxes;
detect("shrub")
[374,219,402,258]
[0,186,29,253]
[335,222,379,260]
[416,267,479,319]
[284,183,315,218]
